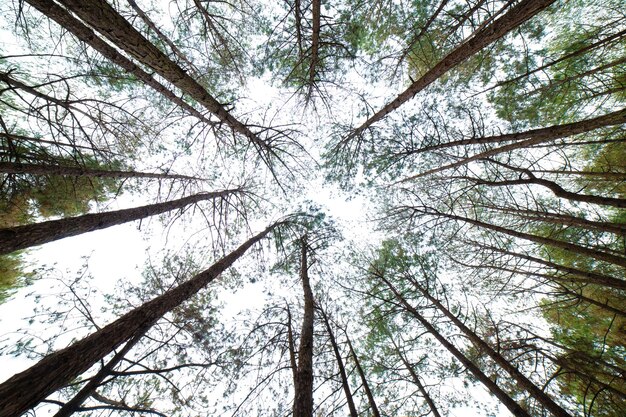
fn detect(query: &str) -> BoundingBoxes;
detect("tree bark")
[0,189,240,255]
[378,275,532,417]
[293,236,315,417]
[56,0,273,155]
[24,0,215,127]
[53,329,147,417]
[0,161,204,181]
[319,307,358,417]
[349,0,555,138]
[428,210,626,270]
[401,108,626,181]
[345,332,381,417]
[412,283,573,417]
[0,222,282,417]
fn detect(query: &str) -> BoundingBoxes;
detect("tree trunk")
[349,0,555,138]
[413,283,573,417]
[24,0,215,127]
[390,337,442,417]
[432,211,626,270]
[403,108,626,180]
[319,307,358,417]
[0,161,204,181]
[0,222,282,417]
[53,329,147,417]
[378,275,532,417]
[345,332,381,417]
[56,0,273,155]
[293,236,315,417]
[0,189,240,255]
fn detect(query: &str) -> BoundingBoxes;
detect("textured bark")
[378,276,531,417]
[307,0,321,89]
[320,307,358,417]
[349,0,555,138]
[53,330,147,417]
[56,0,271,154]
[404,108,626,156]
[0,189,239,255]
[293,236,315,417]
[403,108,626,180]
[24,0,215,126]
[414,284,573,417]
[346,333,381,417]
[0,161,204,181]
[431,211,626,270]
[0,222,281,417]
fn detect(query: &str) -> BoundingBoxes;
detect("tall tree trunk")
[406,108,626,156]
[377,275,532,417]
[345,332,381,417]
[293,236,315,417]
[0,189,240,256]
[389,337,442,417]
[24,0,215,127]
[348,0,555,138]
[53,329,147,417]
[56,0,273,156]
[0,161,204,181]
[402,108,626,181]
[319,307,358,417]
[429,211,626,270]
[468,241,626,290]
[0,222,282,417]
[412,282,573,417]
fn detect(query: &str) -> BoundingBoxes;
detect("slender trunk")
[378,275,531,417]
[529,169,626,180]
[53,330,147,417]
[405,108,626,155]
[400,108,626,181]
[398,0,450,67]
[468,242,626,290]
[479,28,626,95]
[413,283,573,417]
[480,205,626,236]
[461,175,626,208]
[550,284,626,318]
[345,332,381,417]
[57,0,272,155]
[0,161,204,181]
[0,189,240,255]
[24,0,215,127]
[293,236,315,417]
[431,211,626,270]
[319,307,358,417]
[390,337,442,417]
[349,0,554,138]
[0,222,282,417]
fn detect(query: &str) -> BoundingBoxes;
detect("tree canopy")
[0,0,624,416]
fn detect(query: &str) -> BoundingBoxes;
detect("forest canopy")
[0,0,625,416]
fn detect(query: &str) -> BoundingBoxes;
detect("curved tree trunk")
[0,222,282,417]
[0,189,240,255]
[345,332,381,417]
